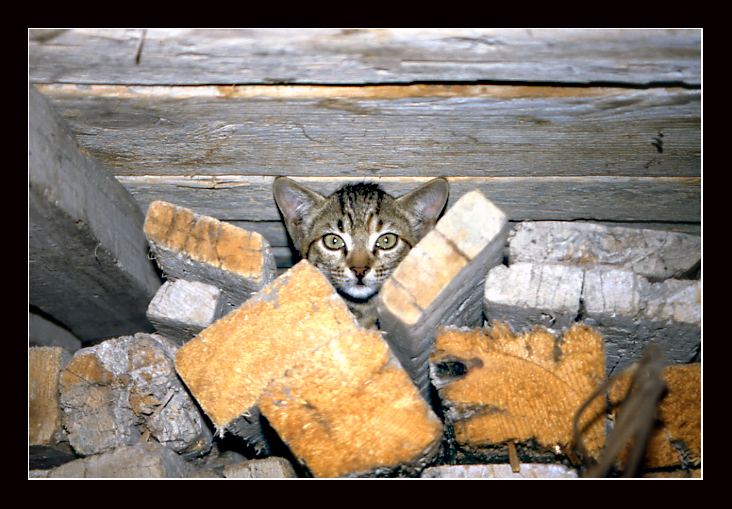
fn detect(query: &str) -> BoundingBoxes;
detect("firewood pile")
[29,193,701,478]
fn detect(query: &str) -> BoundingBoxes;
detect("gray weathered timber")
[37,84,700,179]
[120,175,701,224]
[28,29,700,85]
[378,191,509,399]
[29,312,82,352]
[483,262,701,375]
[508,221,701,280]
[41,442,195,478]
[146,280,225,344]
[223,457,297,478]
[29,86,162,341]
[421,464,578,478]
[59,333,213,457]
[582,268,701,375]
[484,263,585,331]
[226,219,701,251]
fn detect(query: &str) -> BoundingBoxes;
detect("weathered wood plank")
[38,84,700,179]
[29,29,700,86]
[227,220,700,249]
[117,175,701,224]
[29,85,162,341]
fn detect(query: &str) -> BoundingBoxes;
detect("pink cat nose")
[351,266,370,279]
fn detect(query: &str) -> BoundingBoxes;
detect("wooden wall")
[29,29,701,269]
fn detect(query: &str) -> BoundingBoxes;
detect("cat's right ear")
[273,177,326,249]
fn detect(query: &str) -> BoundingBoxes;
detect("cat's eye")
[322,234,345,250]
[375,233,398,250]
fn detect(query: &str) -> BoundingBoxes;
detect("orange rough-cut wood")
[258,330,442,477]
[430,322,606,457]
[609,363,700,469]
[144,200,271,282]
[29,347,69,445]
[175,261,365,428]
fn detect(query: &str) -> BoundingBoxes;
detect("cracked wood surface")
[29,29,700,85]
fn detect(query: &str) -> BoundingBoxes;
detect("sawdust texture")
[175,261,365,428]
[143,200,265,279]
[431,321,606,456]
[609,363,700,469]
[259,332,442,477]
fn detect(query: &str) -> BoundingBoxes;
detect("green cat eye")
[375,233,398,250]
[322,234,345,250]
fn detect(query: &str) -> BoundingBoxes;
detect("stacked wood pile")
[29,29,701,478]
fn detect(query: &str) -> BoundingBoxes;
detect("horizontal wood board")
[37,84,700,179]
[29,29,700,86]
[118,175,700,223]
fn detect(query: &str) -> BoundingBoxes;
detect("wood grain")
[38,84,700,179]
[29,29,700,86]
[29,86,162,341]
[118,175,701,223]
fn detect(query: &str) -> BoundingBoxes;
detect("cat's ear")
[397,177,449,239]
[273,177,326,249]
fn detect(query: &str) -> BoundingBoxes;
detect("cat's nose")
[351,266,370,279]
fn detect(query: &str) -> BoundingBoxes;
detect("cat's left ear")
[397,177,449,239]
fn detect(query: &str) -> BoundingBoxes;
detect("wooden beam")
[29,85,162,341]
[37,84,700,179]
[118,175,701,224]
[29,29,700,86]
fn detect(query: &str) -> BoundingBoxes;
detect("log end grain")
[430,322,606,458]
[144,200,274,286]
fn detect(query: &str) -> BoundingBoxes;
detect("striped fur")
[274,177,449,328]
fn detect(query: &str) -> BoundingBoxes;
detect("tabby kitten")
[273,177,449,328]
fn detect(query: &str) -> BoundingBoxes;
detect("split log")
[508,221,701,281]
[609,363,700,471]
[146,280,225,344]
[223,457,297,478]
[59,333,212,457]
[429,323,606,462]
[421,464,578,478]
[143,200,276,311]
[378,190,509,399]
[258,324,443,477]
[582,268,701,375]
[34,442,194,478]
[484,263,701,376]
[175,260,442,476]
[29,347,76,470]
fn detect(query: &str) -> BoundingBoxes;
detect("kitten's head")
[273,177,449,302]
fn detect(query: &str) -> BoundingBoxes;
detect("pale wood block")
[29,347,71,446]
[421,463,578,478]
[223,457,297,478]
[175,260,365,431]
[508,221,701,281]
[430,323,606,461]
[146,279,224,344]
[258,328,443,478]
[143,200,276,311]
[378,190,509,399]
[583,267,701,375]
[609,363,700,470]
